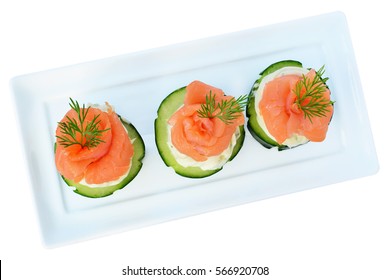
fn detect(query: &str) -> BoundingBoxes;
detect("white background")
[1,1,389,279]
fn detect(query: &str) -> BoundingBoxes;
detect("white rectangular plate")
[11,12,378,247]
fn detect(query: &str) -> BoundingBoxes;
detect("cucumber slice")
[247,60,306,151]
[155,86,245,178]
[61,115,145,198]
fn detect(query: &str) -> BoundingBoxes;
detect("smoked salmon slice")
[154,80,246,178]
[83,107,134,184]
[247,60,334,150]
[260,70,333,144]
[55,101,136,187]
[169,81,244,161]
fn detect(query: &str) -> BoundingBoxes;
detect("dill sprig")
[56,98,110,149]
[197,91,247,125]
[293,65,334,123]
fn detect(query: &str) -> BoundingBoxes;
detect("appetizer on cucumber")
[247,60,334,150]
[55,99,145,198]
[155,80,246,178]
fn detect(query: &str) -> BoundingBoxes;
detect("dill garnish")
[197,91,247,125]
[293,65,334,122]
[56,98,110,149]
